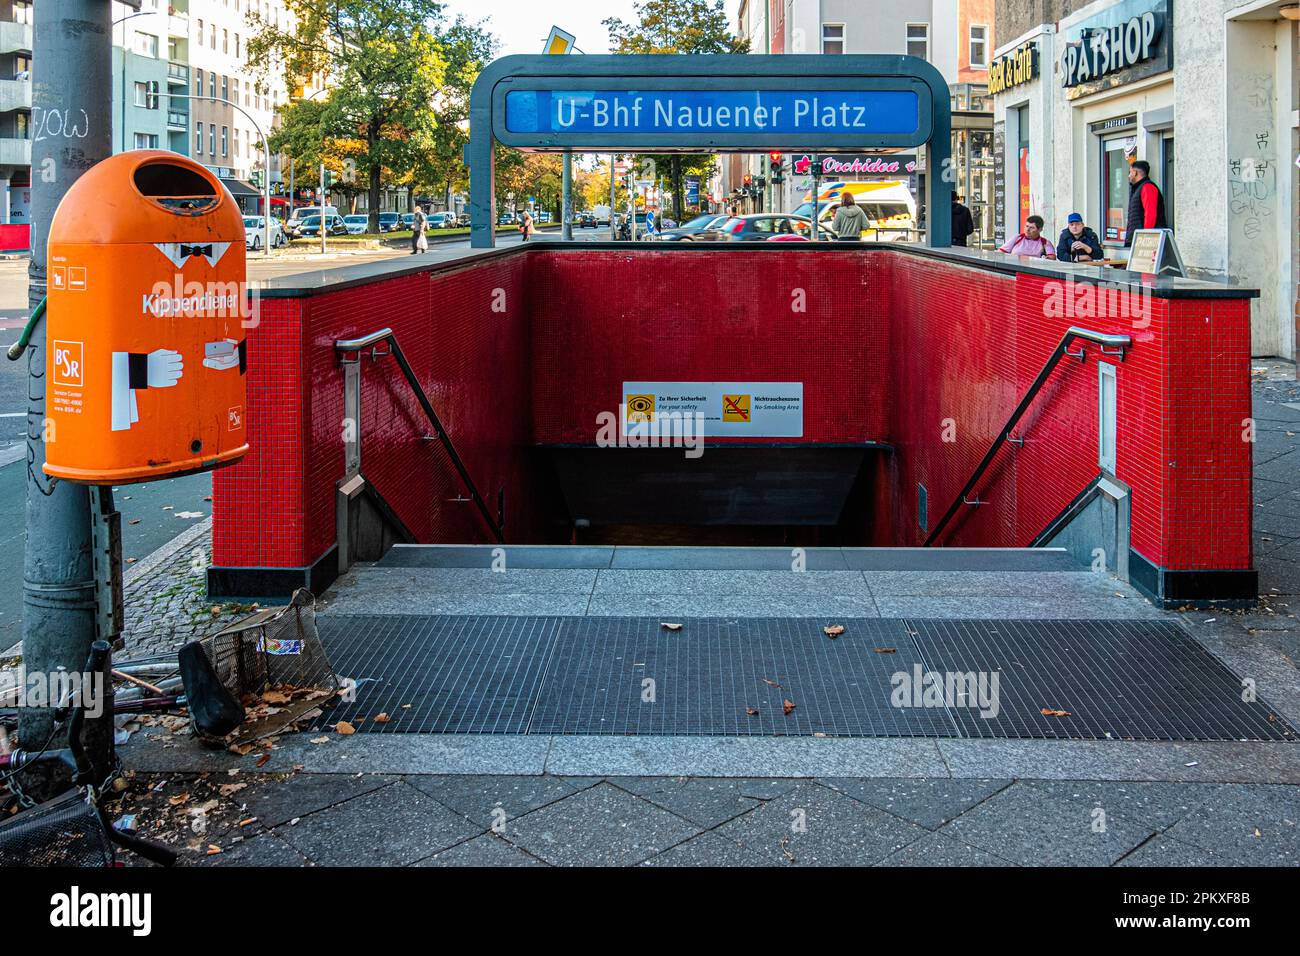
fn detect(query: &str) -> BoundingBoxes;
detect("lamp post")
[167,92,272,257]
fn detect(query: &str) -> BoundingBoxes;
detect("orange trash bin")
[43,151,250,483]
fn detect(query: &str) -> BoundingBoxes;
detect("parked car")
[285,206,339,238]
[720,214,813,241]
[498,212,516,225]
[343,215,369,235]
[537,210,552,224]
[401,213,416,230]
[428,212,457,229]
[242,215,285,250]
[658,213,731,241]
[297,214,350,238]
[378,212,401,233]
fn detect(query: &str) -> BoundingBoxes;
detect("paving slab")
[543,735,950,778]
[711,781,926,866]
[202,832,313,867]
[380,545,614,569]
[640,830,773,867]
[874,831,1016,867]
[500,782,702,867]
[1115,835,1230,867]
[820,777,1012,829]
[235,772,398,828]
[592,568,872,597]
[1020,781,1222,830]
[273,781,482,866]
[607,776,775,827]
[609,546,848,570]
[874,595,1164,619]
[941,783,1157,867]
[412,833,547,867]
[863,570,1111,597]
[340,566,599,594]
[403,774,584,828]
[1160,784,1300,866]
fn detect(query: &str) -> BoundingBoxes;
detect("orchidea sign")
[504,89,921,138]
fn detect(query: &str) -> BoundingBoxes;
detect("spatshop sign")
[1060,0,1170,93]
[794,154,917,177]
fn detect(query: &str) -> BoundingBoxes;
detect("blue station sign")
[504,89,921,137]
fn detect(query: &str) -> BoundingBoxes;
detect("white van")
[287,205,340,237]
[792,181,917,240]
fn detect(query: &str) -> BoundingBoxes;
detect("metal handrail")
[923,326,1131,547]
[335,328,504,543]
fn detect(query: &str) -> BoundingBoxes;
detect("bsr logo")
[53,340,84,387]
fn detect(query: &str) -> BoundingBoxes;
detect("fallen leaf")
[1040,708,1071,717]
[167,793,189,807]
[813,732,827,738]
[309,736,330,744]
[255,753,271,767]
[335,721,356,735]
[218,783,247,797]
[660,622,683,631]
[762,678,782,688]
[823,624,845,638]
[745,707,759,716]
[372,713,391,723]
[128,518,141,525]
[874,647,897,654]
[783,699,796,716]
[261,689,292,705]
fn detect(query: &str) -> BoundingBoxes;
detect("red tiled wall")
[214,247,1253,575]
[527,249,892,444]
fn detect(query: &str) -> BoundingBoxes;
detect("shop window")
[822,24,844,55]
[906,23,929,61]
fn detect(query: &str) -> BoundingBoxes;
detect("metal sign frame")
[468,54,953,248]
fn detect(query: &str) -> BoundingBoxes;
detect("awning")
[220,177,260,198]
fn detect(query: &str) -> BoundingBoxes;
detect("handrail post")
[924,327,1130,547]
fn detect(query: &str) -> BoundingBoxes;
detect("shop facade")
[992,0,1299,358]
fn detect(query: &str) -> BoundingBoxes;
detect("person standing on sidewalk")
[831,192,867,241]
[520,209,535,241]
[410,204,428,255]
[951,194,975,247]
[1124,160,1168,247]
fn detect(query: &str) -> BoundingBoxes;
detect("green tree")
[248,0,448,232]
[410,17,497,211]
[603,0,748,220]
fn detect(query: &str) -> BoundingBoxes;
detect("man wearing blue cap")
[1056,213,1103,263]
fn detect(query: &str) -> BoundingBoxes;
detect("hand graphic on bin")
[111,348,183,432]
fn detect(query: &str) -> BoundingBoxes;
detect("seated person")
[1056,213,1104,263]
[998,215,1056,258]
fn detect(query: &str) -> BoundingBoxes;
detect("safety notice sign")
[621,381,803,437]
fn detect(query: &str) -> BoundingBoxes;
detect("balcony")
[0,21,33,56]
[168,14,188,38]
[0,78,31,114]
[0,137,30,167]
[167,61,189,85]
[166,110,188,130]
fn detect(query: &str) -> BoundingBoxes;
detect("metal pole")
[609,154,616,240]
[22,0,115,798]
[561,150,573,241]
[320,162,327,255]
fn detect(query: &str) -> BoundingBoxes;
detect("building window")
[196,19,203,43]
[194,69,202,97]
[233,127,239,157]
[195,121,203,153]
[969,25,988,68]
[209,73,216,99]
[223,29,228,54]
[906,23,929,61]
[134,81,160,109]
[13,2,32,26]
[16,112,28,139]
[210,25,216,48]
[235,34,240,58]
[221,126,228,156]
[134,133,160,150]
[822,24,845,55]
[208,123,216,156]
[13,55,30,80]
[222,75,228,101]
[1100,131,1137,243]
[134,31,159,58]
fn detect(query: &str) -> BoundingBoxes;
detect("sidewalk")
[105,362,1300,867]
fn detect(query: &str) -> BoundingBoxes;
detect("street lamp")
[168,92,273,257]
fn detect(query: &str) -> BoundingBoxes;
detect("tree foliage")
[602,0,748,218]
[248,0,448,229]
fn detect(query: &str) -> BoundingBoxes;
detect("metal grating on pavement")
[909,619,1295,741]
[528,617,955,736]
[311,615,1296,741]
[314,615,563,733]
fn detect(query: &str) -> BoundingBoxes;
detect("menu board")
[1126,228,1184,276]
[992,122,1005,247]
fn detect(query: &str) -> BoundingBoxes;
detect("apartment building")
[0,0,31,240]
[112,0,189,158]
[723,0,995,241]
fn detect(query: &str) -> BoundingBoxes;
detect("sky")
[439,0,646,56]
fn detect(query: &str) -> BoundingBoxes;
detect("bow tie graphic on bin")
[42,151,250,484]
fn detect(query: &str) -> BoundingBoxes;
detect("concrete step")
[375,544,1086,572]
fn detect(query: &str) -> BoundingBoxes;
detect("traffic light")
[249,170,262,188]
[742,173,752,187]
[322,169,337,189]
[769,151,784,184]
